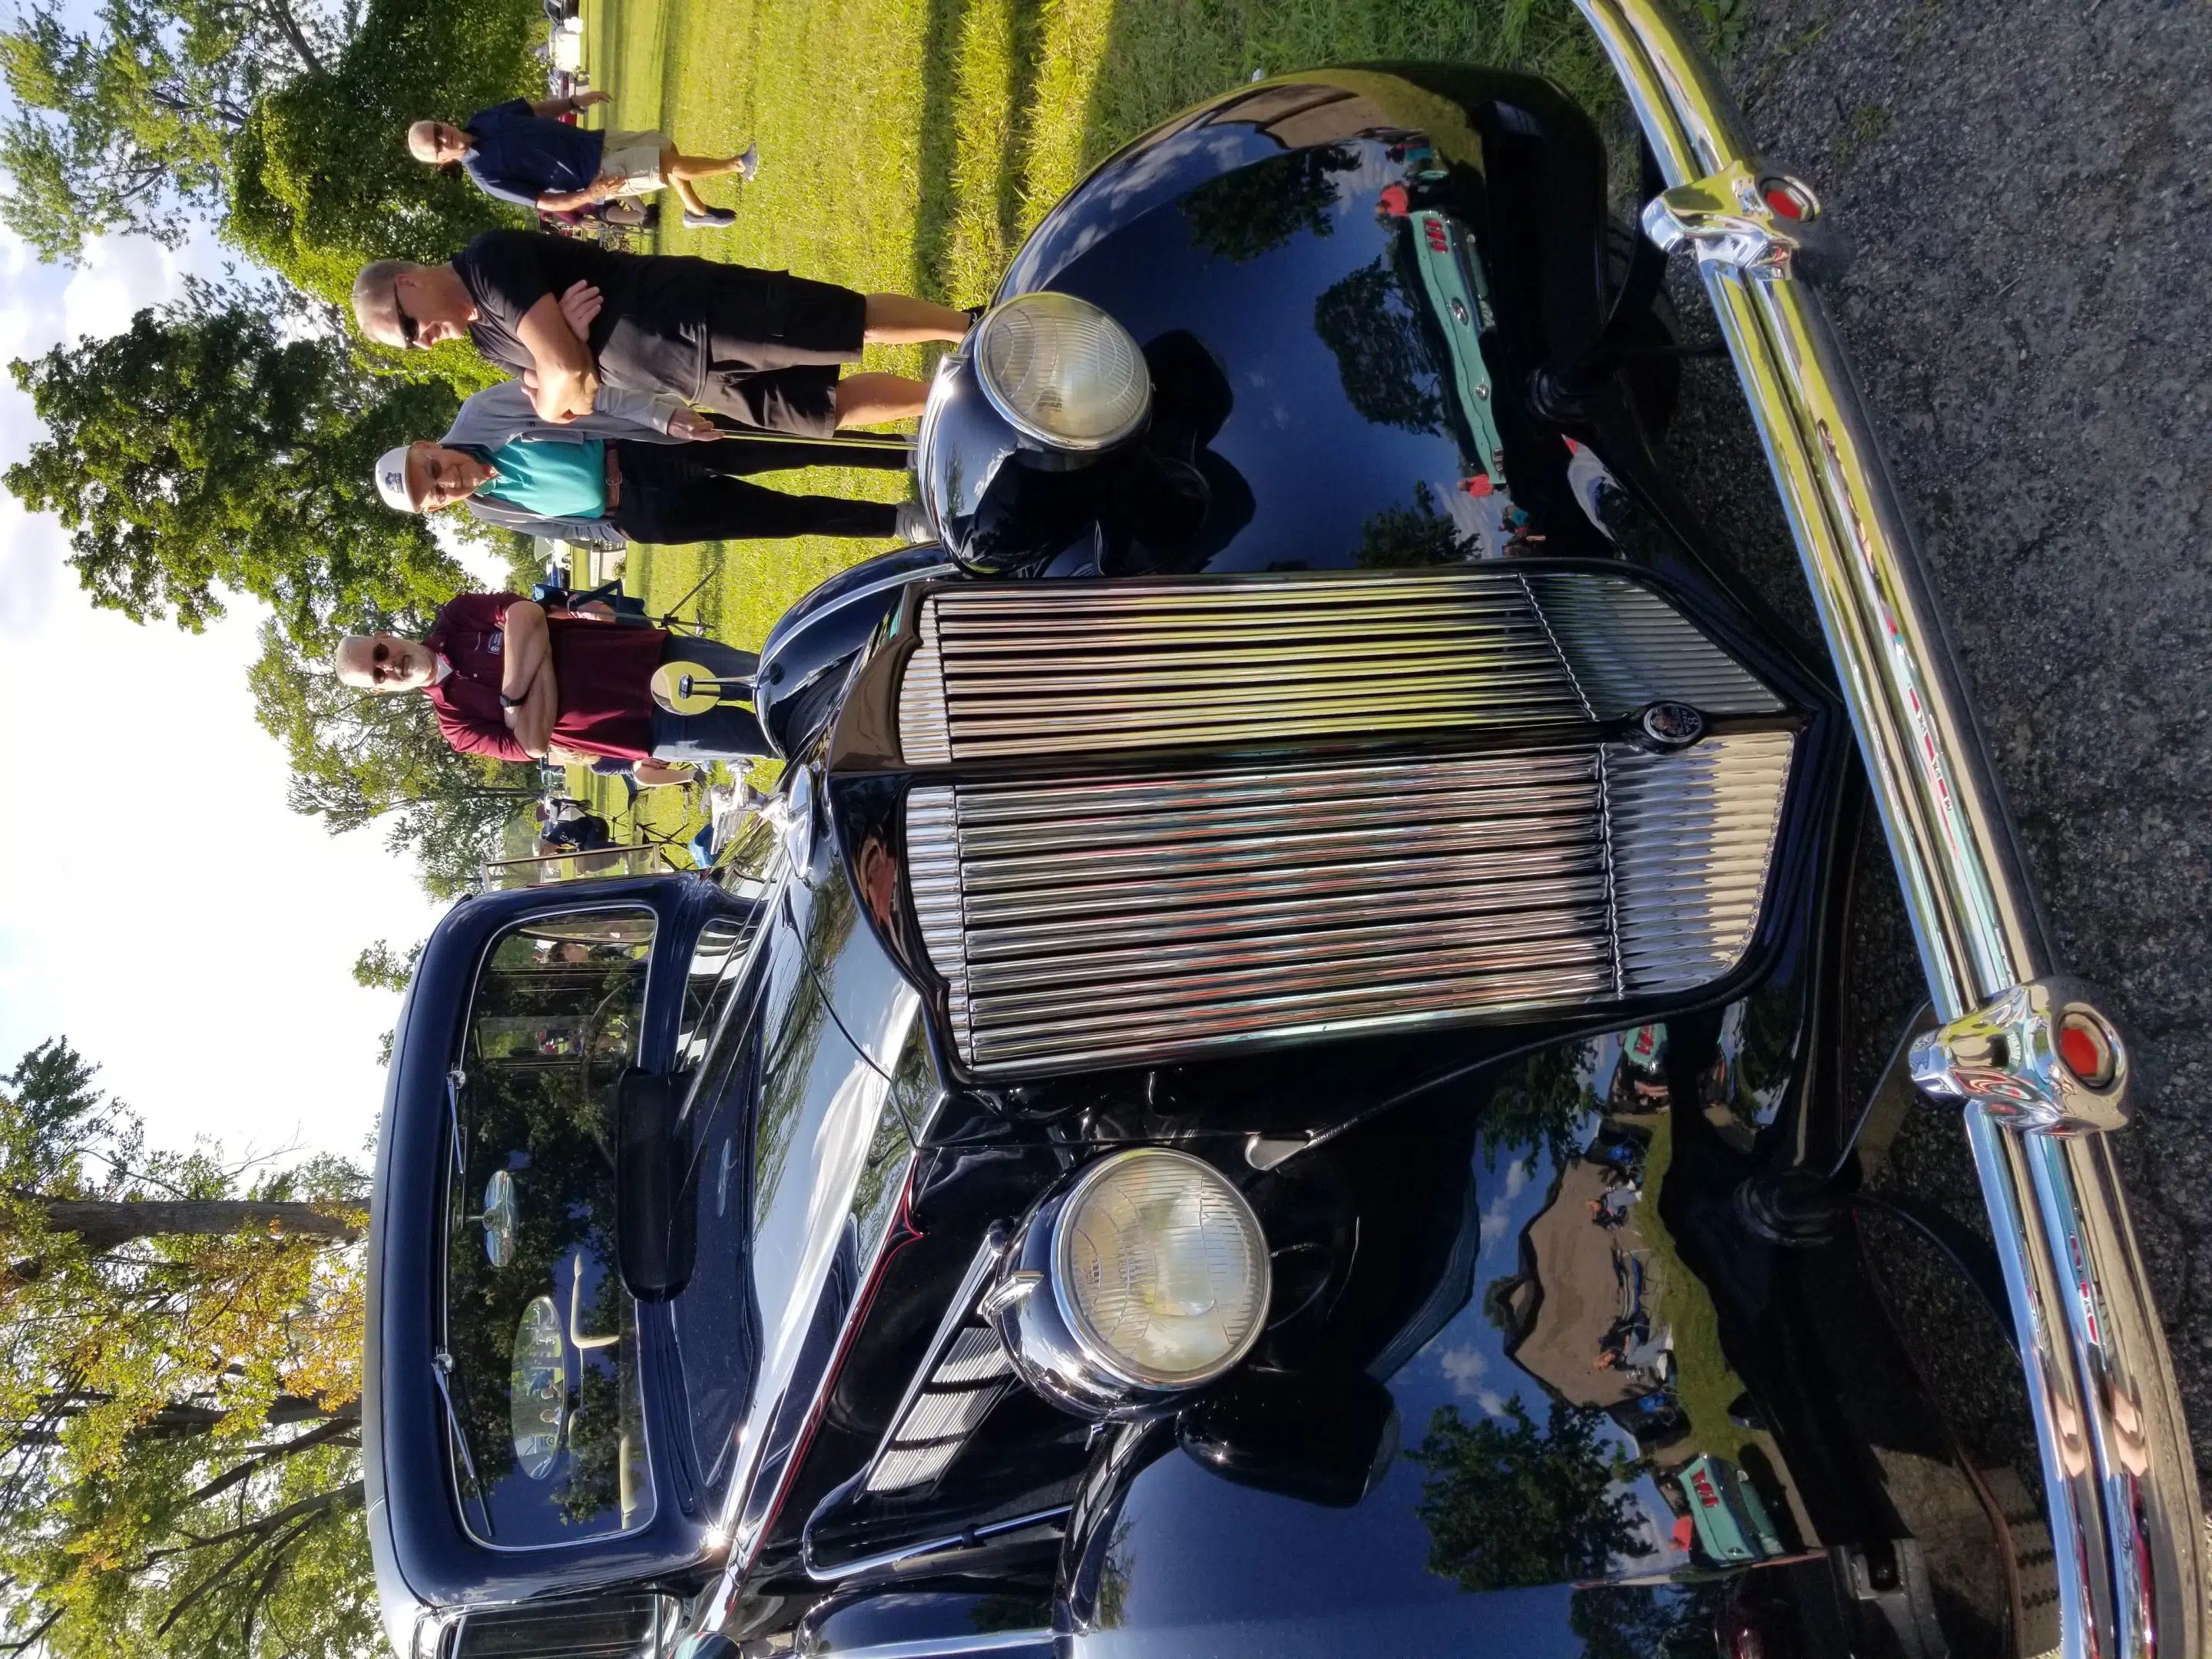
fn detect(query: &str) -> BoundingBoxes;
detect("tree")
[1407,1394,1651,1591]
[1313,254,1445,435]
[0,1039,375,1657]
[1353,482,1475,570]
[226,0,545,315]
[0,0,344,263]
[1568,1584,1727,1659]
[1181,144,1360,263]
[351,939,423,995]
[252,613,540,898]
[5,277,463,634]
[1478,1040,1597,1171]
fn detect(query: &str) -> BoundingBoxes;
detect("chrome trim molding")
[1565,2,2207,1652]
[859,1237,1015,1496]
[893,568,1779,765]
[906,732,1793,1078]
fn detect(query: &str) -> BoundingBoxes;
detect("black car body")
[367,21,2204,1659]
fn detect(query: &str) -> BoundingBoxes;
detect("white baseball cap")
[374,445,417,512]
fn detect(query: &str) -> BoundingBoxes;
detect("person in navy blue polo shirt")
[409,88,760,230]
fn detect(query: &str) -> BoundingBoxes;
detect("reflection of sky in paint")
[1084,1035,1724,1641]
[1376,1055,1690,1583]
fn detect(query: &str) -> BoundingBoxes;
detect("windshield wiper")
[431,1349,495,1538]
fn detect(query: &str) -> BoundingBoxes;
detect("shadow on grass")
[995,0,1048,256]
[1068,0,1618,177]
[908,0,975,300]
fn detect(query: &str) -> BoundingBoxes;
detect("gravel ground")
[1652,0,2212,1479]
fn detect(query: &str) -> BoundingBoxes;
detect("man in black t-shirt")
[351,230,970,436]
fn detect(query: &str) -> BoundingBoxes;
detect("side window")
[677,914,755,1069]
[442,907,658,1548]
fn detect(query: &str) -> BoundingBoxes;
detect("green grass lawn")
[561,0,1624,824]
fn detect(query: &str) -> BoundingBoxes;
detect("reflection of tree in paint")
[1409,1394,1649,1591]
[1181,144,1362,263]
[1093,1515,1136,1629]
[1353,482,1472,569]
[1570,1583,1727,1659]
[1313,256,1445,435]
[1479,1040,1597,1171]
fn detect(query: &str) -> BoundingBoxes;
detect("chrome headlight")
[972,292,1151,452]
[990,1148,1270,1418]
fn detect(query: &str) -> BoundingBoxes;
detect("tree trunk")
[37,1199,360,1251]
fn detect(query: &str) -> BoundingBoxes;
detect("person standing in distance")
[408,88,760,229]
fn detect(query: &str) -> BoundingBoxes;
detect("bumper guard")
[1565,5,2209,1654]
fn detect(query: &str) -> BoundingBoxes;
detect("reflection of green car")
[1681,1454,1786,1565]
[1403,207,1508,487]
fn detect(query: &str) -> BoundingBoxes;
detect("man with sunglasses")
[349,230,969,433]
[332,592,769,767]
[372,378,926,547]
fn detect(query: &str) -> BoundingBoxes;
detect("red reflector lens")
[1764,188,1803,219]
[2058,1018,2110,1083]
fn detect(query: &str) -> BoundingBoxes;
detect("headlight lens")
[973,291,1151,451]
[1053,1148,1268,1388]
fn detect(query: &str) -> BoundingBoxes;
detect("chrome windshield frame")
[1563,5,2206,1655]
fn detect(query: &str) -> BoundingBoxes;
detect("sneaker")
[736,142,760,182]
[962,303,987,329]
[683,205,737,229]
[893,499,935,544]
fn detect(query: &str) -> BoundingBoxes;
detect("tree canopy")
[5,277,465,634]
[0,0,541,310]
[0,0,341,263]
[1408,1394,1650,1591]
[0,1038,376,1657]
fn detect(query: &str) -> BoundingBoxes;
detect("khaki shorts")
[599,130,671,194]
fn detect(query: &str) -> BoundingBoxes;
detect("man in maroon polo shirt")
[332,591,767,763]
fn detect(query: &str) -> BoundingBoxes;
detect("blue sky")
[0,223,473,1166]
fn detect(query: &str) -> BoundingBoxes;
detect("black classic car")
[364,6,2206,1658]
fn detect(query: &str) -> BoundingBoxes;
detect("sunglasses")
[369,641,407,684]
[393,283,421,349]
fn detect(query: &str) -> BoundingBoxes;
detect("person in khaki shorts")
[409,88,760,229]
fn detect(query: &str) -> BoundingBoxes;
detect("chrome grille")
[865,1326,1015,1494]
[1608,731,1796,993]
[894,570,1779,766]
[908,732,1795,1078]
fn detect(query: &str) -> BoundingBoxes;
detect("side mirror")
[1176,1369,1400,1508]
[615,1068,694,1300]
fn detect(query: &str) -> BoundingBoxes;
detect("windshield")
[441,907,657,1548]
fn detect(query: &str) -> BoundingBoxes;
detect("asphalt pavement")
[1650,0,2212,1476]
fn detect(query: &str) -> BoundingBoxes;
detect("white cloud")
[1477,1389,1508,1419]
[1478,1192,1515,1257]
[0,232,449,1163]
[1438,1344,1486,1395]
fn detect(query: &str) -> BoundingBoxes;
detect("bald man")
[334,592,767,766]
[351,230,968,432]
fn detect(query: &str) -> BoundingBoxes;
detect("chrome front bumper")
[1564,5,2207,1654]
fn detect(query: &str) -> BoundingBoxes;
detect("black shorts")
[698,269,867,438]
